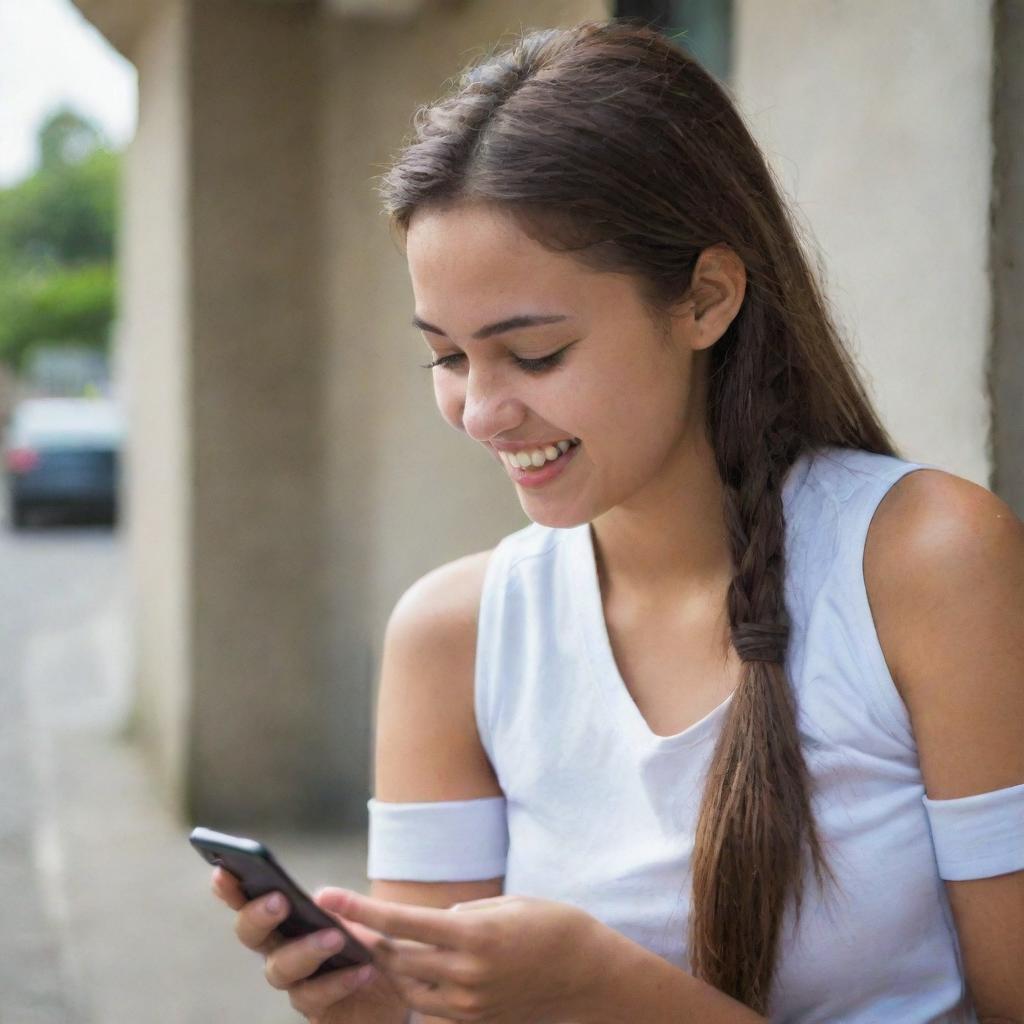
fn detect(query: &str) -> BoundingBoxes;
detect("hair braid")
[688,294,837,1011]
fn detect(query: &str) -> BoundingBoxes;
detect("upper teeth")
[501,438,578,470]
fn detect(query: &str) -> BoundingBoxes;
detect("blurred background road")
[0,498,369,1023]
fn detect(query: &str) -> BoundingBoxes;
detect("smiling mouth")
[496,438,580,471]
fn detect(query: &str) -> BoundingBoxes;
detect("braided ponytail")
[686,288,837,1010]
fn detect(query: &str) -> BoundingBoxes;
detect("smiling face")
[405,201,715,529]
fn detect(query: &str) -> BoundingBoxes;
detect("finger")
[371,933,454,988]
[327,890,464,948]
[287,962,382,1017]
[234,891,290,952]
[313,891,389,952]
[398,976,477,1023]
[264,928,362,990]
[211,867,246,911]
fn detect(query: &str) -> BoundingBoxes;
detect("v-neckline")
[568,450,815,755]
[571,520,736,754]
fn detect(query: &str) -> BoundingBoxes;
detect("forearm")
[573,922,767,1024]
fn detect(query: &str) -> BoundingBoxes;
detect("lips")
[501,437,581,488]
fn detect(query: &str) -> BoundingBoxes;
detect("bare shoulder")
[864,466,1022,693]
[371,549,505,910]
[374,548,500,803]
[388,548,494,649]
[864,465,1024,792]
[866,465,1020,557]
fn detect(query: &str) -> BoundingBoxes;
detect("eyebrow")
[412,313,570,341]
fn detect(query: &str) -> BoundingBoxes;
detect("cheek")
[587,362,688,457]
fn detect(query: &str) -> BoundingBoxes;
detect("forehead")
[405,203,592,317]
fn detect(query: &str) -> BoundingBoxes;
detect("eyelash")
[419,348,569,374]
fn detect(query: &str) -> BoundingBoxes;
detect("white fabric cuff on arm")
[366,796,509,881]
[922,781,1024,881]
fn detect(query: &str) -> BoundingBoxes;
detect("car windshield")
[8,399,123,448]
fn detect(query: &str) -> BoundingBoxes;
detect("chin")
[518,502,591,530]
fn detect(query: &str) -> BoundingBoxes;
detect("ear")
[669,243,747,352]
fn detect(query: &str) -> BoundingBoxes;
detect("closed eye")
[420,344,574,375]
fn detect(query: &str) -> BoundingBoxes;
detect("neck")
[589,431,733,610]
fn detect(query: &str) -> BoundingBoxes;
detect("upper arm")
[370,549,504,910]
[865,468,1024,1022]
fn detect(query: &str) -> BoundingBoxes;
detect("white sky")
[0,0,137,187]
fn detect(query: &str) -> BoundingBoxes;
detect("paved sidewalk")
[48,724,370,1023]
[3,524,372,1024]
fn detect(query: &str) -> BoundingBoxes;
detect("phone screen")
[190,826,371,977]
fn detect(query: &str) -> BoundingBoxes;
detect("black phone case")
[190,826,371,977]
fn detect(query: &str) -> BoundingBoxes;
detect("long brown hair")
[378,20,899,1013]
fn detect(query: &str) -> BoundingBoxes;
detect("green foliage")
[0,107,119,371]
[0,148,118,268]
[0,264,115,372]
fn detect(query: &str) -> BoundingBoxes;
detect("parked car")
[3,397,123,528]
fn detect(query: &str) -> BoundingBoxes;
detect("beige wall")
[120,0,192,804]
[732,0,995,485]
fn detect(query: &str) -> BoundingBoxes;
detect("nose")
[460,364,523,443]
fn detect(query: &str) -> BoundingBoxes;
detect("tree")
[37,107,106,172]
[0,148,117,269]
[0,107,118,372]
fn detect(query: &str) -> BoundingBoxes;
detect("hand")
[211,867,405,1022]
[322,888,607,1023]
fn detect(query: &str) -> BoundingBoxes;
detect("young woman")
[212,20,1024,1023]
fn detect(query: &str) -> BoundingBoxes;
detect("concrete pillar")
[185,1,334,828]
[114,0,342,829]
[991,0,1024,515]
[119,0,192,809]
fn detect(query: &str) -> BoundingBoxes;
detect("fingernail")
[354,964,377,986]
[265,894,284,915]
[317,930,342,951]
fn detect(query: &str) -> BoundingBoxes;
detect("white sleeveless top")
[367,445,1024,1022]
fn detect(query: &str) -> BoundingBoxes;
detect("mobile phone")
[190,826,372,978]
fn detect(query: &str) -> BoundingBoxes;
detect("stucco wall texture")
[733,0,995,485]
[118,0,191,806]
